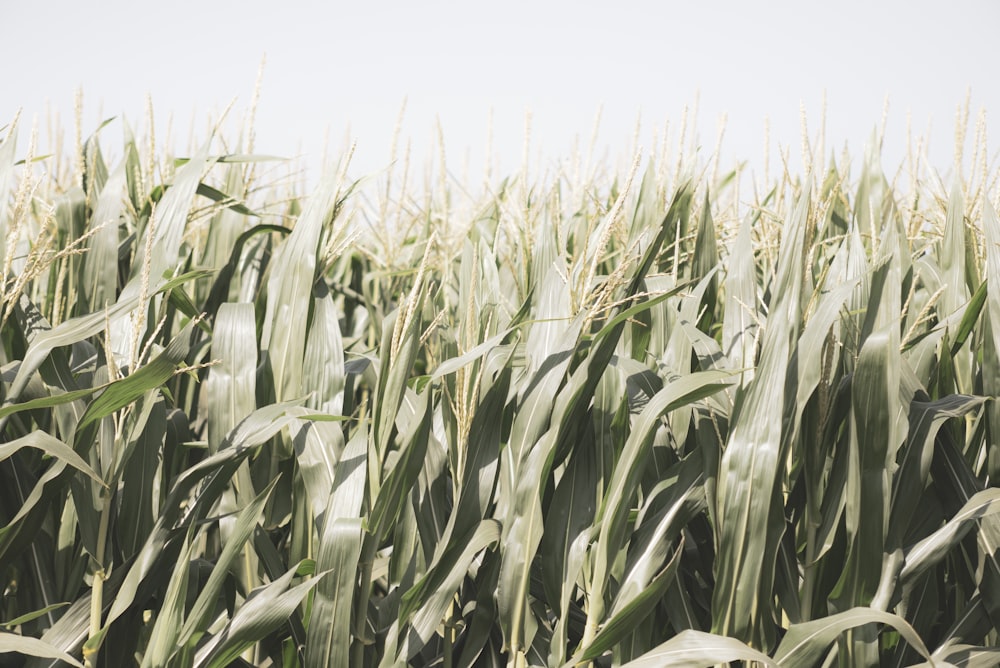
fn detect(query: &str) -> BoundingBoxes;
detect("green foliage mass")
[1,108,999,667]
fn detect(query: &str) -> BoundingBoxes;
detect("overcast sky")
[4,0,998,186]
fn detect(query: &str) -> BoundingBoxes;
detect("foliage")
[1,105,999,667]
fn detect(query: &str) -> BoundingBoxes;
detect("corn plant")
[1,103,999,668]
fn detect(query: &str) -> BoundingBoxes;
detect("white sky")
[4,0,998,186]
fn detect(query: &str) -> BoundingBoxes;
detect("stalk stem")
[579,590,604,667]
[85,489,112,667]
[443,600,455,668]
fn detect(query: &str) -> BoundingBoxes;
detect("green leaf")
[982,198,1000,479]
[577,538,685,661]
[541,440,598,665]
[1,603,70,629]
[140,528,198,668]
[303,425,368,665]
[712,186,810,644]
[590,371,734,616]
[832,328,898,609]
[0,376,105,422]
[303,282,346,415]
[369,388,432,539]
[0,632,84,667]
[206,303,257,453]
[195,182,260,217]
[80,158,126,311]
[772,607,931,666]
[101,401,305,630]
[430,327,514,381]
[176,479,280,653]
[890,394,987,550]
[950,279,987,355]
[304,519,363,668]
[615,630,774,668]
[0,431,101,483]
[397,520,502,660]
[196,564,325,668]
[919,642,1000,668]
[902,489,1000,582]
[262,172,342,403]
[134,140,213,288]
[74,321,194,438]
[202,223,291,320]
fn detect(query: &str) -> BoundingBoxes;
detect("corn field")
[1,105,1000,668]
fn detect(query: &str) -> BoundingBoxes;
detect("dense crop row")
[1,108,999,667]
